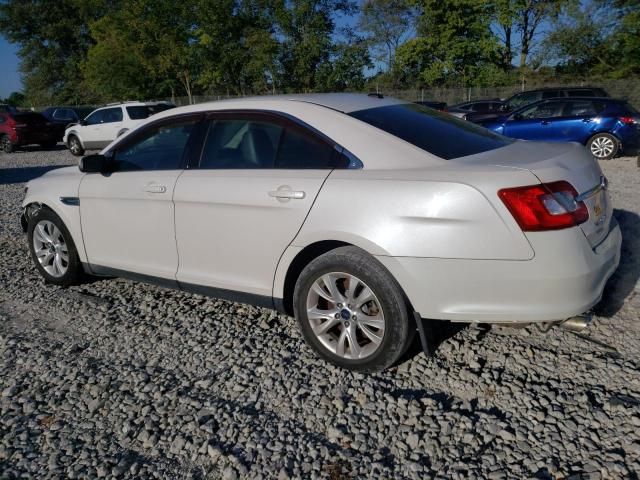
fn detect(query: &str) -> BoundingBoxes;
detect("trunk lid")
[459,140,612,248]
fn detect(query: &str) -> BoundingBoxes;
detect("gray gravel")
[1,147,639,479]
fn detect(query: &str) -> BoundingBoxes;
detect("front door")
[503,101,566,141]
[79,115,201,280]
[174,112,347,299]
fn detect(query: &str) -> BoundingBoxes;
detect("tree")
[315,38,372,91]
[0,0,119,105]
[493,0,564,70]
[275,0,356,92]
[544,0,639,77]
[357,0,416,71]
[2,91,25,106]
[394,0,501,87]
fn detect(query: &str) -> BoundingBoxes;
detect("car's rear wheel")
[68,135,84,156]
[588,133,618,160]
[28,208,82,286]
[293,246,414,372]
[1,134,14,153]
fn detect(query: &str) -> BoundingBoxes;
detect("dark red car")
[0,112,60,153]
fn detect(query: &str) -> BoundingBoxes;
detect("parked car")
[63,101,175,156]
[0,104,18,114]
[466,87,611,124]
[22,94,621,371]
[0,111,60,153]
[446,100,503,119]
[414,100,447,111]
[478,97,639,159]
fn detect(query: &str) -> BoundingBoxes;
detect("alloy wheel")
[32,220,69,278]
[306,272,385,360]
[69,137,81,155]
[590,136,615,159]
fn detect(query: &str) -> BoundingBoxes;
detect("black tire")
[27,207,82,286]
[293,246,414,372]
[67,135,84,156]
[587,133,619,160]
[1,134,14,153]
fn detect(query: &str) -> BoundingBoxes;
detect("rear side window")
[541,90,563,99]
[200,116,343,169]
[112,118,197,171]
[564,100,597,116]
[567,89,595,97]
[53,109,76,121]
[349,104,513,160]
[126,106,151,120]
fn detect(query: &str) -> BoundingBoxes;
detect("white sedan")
[22,94,621,371]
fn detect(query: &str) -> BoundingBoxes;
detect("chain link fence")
[161,78,639,109]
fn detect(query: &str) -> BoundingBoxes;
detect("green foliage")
[394,0,501,87]
[1,91,25,106]
[358,0,416,70]
[0,0,639,105]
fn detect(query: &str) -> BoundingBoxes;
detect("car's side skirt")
[83,263,279,312]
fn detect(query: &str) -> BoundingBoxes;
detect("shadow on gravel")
[595,209,640,317]
[0,164,70,185]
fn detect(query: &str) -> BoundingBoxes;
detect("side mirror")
[79,119,87,126]
[79,154,111,173]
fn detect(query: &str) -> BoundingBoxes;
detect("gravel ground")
[0,148,639,480]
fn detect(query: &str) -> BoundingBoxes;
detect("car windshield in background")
[349,103,514,159]
[126,106,152,120]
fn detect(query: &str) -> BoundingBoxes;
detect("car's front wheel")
[27,207,82,286]
[588,133,619,160]
[1,134,14,153]
[67,135,84,156]
[293,246,414,372]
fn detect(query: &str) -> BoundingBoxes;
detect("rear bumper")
[377,220,622,323]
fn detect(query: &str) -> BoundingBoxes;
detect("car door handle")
[269,188,306,200]
[541,120,551,125]
[144,184,167,193]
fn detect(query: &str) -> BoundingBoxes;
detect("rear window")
[621,103,640,116]
[126,106,152,120]
[349,104,513,159]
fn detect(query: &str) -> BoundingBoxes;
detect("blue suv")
[479,98,639,159]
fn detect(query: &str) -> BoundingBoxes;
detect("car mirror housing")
[79,119,87,126]
[79,154,111,173]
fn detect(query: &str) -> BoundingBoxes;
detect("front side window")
[518,102,565,119]
[85,110,104,125]
[506,91,540,109]
[349,103,513,160]
[199,116,341,169]
[112,118,197,171]
[102,107,123,123]
[53,109,76,121]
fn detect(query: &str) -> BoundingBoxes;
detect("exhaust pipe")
[559,313,592,332]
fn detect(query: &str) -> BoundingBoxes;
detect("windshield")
[349,103,513,160]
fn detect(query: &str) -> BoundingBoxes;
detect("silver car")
[22,94,621,371]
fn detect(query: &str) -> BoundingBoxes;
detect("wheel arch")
[22,200,88,263]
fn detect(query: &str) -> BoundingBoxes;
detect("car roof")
[169,93,407,115]
[537,96,622,103]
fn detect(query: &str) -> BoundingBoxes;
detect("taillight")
[498,181,589,231]
[619,116,638,125]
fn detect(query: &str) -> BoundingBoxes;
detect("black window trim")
[104,112,206,172]
[191,109,362,170]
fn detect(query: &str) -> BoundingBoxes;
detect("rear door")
[554,100,602,142]
[173,111,347,299]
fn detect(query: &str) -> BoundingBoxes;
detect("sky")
[0,35,21,99]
